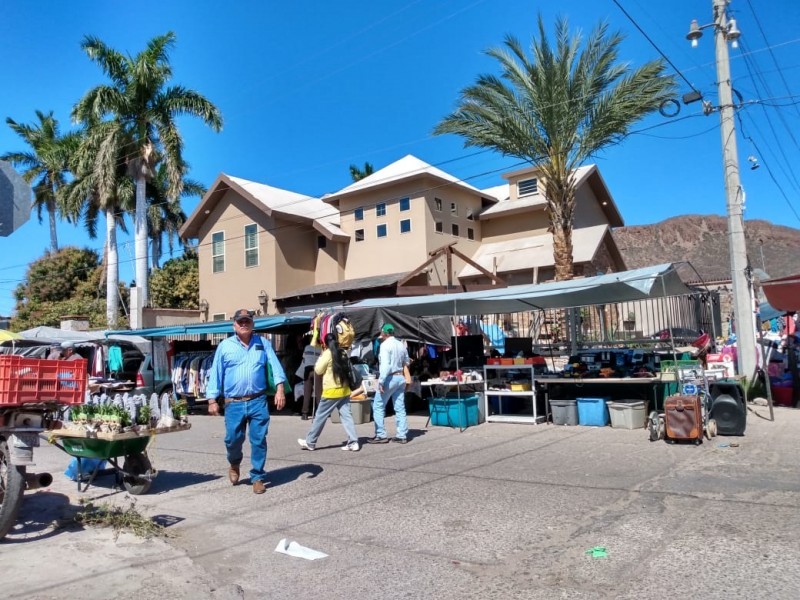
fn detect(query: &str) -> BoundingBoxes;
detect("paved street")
[4,404,800,600]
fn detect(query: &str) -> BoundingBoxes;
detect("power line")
[611,0,702,95]
[744,0,800,123]
[736,111,800,224]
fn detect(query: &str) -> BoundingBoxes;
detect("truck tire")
[0,439,26,539]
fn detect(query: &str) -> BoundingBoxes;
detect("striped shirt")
[206,335,286,400]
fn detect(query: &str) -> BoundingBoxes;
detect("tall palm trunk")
[545,176,575,281]
[134,173,148,307]
[106,209,120,328]
[151,234,162,271]
[46,197,59,252]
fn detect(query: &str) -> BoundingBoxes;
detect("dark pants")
[302,371,322,416]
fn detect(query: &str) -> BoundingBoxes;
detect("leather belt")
[392,371,404,375]
[223,393,263,404]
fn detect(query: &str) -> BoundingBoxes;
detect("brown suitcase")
[664,394,703,442]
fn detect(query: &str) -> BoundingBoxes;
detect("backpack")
[331,313,355,349]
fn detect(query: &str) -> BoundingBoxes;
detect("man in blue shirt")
[367,323,410,444]
[206,309,287,494]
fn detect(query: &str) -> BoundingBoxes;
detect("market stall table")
[537,376,663,415]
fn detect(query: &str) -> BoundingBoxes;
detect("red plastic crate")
[0,355,87,406]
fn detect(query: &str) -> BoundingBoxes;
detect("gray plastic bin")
[331,400,372,424]
[607,400,647,429]
[550,399,578,426]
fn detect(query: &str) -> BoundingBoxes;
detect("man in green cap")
[367,323,410,444]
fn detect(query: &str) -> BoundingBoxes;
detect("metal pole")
[712,0,757,381]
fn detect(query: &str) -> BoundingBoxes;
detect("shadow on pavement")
[267,463,323,488]
[2,490,82,544]
[145,471,221,494]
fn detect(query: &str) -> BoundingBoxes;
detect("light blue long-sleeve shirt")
[378,336,408,387]
[205,334,286,400]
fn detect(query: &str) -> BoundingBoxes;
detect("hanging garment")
[107,345,123,373]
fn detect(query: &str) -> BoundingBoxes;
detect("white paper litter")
[274,538,328,560]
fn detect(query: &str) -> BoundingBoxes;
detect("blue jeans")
[224,396,270,483]
[305,395,358,448]
[372,374,407,440]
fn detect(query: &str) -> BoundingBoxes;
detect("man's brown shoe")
[253,480,267,494]
[228,464,240,486]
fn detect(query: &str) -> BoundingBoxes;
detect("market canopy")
[345,263,692,316]
[20,325,151,347]
[761,273,800,313]
[105,314,312,338]
[343,307,452,346]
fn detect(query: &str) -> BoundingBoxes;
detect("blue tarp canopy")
[346,263,692,316]
[106,315,312,339]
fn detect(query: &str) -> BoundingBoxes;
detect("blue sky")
[1,0,799,317]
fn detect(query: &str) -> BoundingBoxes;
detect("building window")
[435,221,443,233]
[434,197,442,211]
[400,219,411,233]
[317,235,327,249]
[212,313,226,321]
[355,229,365,242]
[399,197,410,211]
[376,202,386,217]
[466,208,474,220]
[244,224,258,268]
[354,207,364,221]
[377,224,387,238]
[212,231,225,273]
[452,223,460,237]
[450,202,457,216]
[467,227,475,240]
[518,177,538,196]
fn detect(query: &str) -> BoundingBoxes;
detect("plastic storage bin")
[607,400,647,429]
[576,397,610,426]
[0,355,87,406]
[429,395,479,428]
[550,399,578,425]
[331,400,372,424]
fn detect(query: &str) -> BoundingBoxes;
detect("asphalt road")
[3,403,800,600]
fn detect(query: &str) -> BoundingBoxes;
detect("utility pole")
[687,0,757,380]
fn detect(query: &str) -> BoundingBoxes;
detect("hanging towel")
[107,345,124,373]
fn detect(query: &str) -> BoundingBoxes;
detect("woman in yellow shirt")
[297,333,360,451]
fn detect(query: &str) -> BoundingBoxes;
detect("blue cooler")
[576,397,610,426]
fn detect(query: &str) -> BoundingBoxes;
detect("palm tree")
[72,32,222,307]
[1,111,81,252]
[434,16,676,280]
[349,162,374,182]
[146,161,205,270]
[62,120,134,328]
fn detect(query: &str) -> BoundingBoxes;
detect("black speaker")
[709,382,746,436]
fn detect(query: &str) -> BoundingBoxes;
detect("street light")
[199,299,209,321]
[687,0,757,380]
[257,290,269,315]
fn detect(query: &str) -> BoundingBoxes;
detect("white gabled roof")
[324,154,486,203]
[227,176,338,222]
[480,184,509,201]
[459,224,609,278]
[314,215,349,241]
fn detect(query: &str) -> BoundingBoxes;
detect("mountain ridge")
[612,214,800,282]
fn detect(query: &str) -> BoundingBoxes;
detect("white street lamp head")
[726,18,741,48]
[687,19,703,47]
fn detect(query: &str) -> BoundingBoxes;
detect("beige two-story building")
[179,155,627,318]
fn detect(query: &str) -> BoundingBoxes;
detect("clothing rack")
[173,351,215,398]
